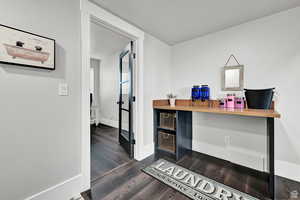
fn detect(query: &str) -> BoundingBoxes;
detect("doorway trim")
[80,0,145,191]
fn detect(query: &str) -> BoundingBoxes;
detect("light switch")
[58,83,69,96]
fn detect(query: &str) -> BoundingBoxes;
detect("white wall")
[171,7,300,181]
[0,1,171,198]
[90,58,100,125]
[98,52,120,128]
[0,0,82,200]
[143,34,172,148]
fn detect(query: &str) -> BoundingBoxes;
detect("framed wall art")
[0,24,55,70]
[221,54,244,91]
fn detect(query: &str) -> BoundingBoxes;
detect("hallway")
[91,124,131,182]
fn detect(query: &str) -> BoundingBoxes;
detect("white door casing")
[80,0,145,191]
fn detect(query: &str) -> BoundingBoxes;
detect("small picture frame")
[0,24,55,70]
[222,65,244,91]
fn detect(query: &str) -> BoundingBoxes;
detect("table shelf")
[153,99,279,200]
[153,99,280,118]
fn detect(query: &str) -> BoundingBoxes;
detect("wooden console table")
[153,99,280,199]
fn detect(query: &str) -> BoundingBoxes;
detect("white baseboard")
[24,174,83,200]
[193,141,265,172]
[193,141,300,183]
[192,141,230,163]
[136,143,154,161]
[227,146,265,172]
[276,160,300,183]
[100,118,118,128]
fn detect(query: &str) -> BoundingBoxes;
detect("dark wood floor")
[87,127,300,200]
[84,150,300,200]
[91,124,131,182]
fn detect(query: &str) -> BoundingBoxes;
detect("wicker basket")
[159,112,176,130]
[158,131,176,153]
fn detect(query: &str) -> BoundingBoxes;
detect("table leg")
[267,117,275,199]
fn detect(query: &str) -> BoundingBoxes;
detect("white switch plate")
[59,83,69,96]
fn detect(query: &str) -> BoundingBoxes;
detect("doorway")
[89,20,135,182]
[80,0,145,191]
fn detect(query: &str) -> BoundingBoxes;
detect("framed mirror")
[222,65,244,91]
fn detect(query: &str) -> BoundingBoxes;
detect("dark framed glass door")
[118,42,134,158]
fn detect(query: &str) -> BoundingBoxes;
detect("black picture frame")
[0,24,56,70]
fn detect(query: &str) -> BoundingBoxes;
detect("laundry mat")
[142,159,260,200]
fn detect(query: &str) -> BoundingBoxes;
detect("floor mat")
[142,159,260,200]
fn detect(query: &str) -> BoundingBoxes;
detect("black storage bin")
[244,88,274,109]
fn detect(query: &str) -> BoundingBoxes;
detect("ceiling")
[90,0,300,45]
[90,21,131,59]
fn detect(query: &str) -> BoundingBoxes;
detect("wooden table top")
[153,100,281,118]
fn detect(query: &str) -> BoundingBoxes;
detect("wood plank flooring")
[84,150,300,200]
[91,124,131,182]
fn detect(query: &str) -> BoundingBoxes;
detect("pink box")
[235,97,245,109]
[226,95,235,108]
